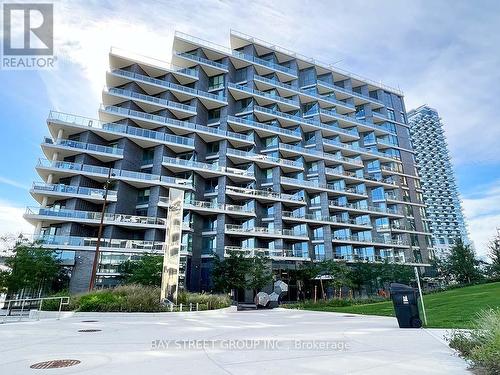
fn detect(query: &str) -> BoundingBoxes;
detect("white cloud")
[0,177,29,190]
[0,201,33,238]
[462,181,500,259]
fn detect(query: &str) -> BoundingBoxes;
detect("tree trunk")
[320,279,325,300]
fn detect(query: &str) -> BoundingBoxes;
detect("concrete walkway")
[0,307,469,374]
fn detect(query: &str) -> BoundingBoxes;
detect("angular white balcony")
[231,51,297,81]
[222,185,306,206]
[35,234,165,252]
[162,157,255,181]
[224,224,308,240]
[30,182,117,204]
[41,137,124,162]
[322,138,399,163]
[109,68,227,109]
[109,47,198,85]
[36,159,193,190]
[280,177,367,198]
[226,148,303,172]
[328,199,404,218]
[226,115,301,142]
[325,167,398,188]
[173,51,229,76]
[332,235,410,248]
[104,86,197,119]
[158,197,255,217]
[48,111,195,152]
[224,246,310,261]
[24,207,167,229]
[316,79,386,109]
[99,106,252,147]
[278,143,362,168]
[281,211,372,229]
[227,82,299,111]
[254,105,359,141]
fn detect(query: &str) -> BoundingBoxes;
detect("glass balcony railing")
[316,79,385,106]
[325,167,397,187]
[34,234,165,250]
[328,199,403,216]
[278,143,362,166]
[224,246,308,259]
[282,211,371,227]
[224,185,304,202]
[111,69,227,102]
[226,148,303,168]
[43,138,124,156]
[231,51,297,76]
[224,224,306,237]
[253,75,299,92]
[333,234,409,247]
[226,115,301,138]
[300,88,355,109]
[107,87,197,113]
[183,200,254,214]
[280,176,367,196]
[163,157,254,177]
[25,207,167,226]
[333,253,406,264]
[322,139,398,161]
[101,106,251,143]
[31,182,118,199]
[37,158,193,187]
[254,105,359,138]
[174,51,228,70]
[228,83,299,107]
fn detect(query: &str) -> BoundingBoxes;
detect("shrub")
[177,291,231,310]
[449,308,500,374]
[40,290,71,311]
[284,296,389,310]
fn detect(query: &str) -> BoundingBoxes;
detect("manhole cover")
[81,320,98,323]
[78,329,101,332]
[30,360,81,369]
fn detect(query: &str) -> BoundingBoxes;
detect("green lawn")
[291,282,500,328]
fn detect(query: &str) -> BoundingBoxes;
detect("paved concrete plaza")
[0,307,468,374]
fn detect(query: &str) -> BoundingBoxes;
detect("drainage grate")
[343,315,356,318]
[30,360,81,369]
[78,329,101,332]
[81,320,99,323]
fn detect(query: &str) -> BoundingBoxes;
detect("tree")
[247,254,273,293]
[487,233,500,278]
[444,239,482,284]
[211,252,251,294]
[1,242,59,296]
[119,253,163,286]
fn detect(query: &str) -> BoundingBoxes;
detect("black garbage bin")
[390,283,422,328]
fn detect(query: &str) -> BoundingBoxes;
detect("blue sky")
[0,0,499,257]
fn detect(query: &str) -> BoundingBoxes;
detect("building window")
[208,74,224,90]
[314,244,325,261]
[387,109,396,121]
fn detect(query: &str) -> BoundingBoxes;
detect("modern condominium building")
[25,31,432,294]
[408,105,469,254]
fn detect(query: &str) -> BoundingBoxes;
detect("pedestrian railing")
[1,296,70,323]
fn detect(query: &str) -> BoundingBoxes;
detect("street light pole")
[89,168,113,291]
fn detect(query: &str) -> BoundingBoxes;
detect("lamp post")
[89,168,115,291]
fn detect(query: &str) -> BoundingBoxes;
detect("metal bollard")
[179,303,183,312]
[196,303,199,311]
[189,303,192,311]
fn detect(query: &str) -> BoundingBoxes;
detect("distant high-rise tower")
[408,105,469,255]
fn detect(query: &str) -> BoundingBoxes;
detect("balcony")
[333,252,406,264]
[226,115,301,141]
[222,185,306,205]
[322,138,399,163]
[328,199,403,217]
[173,51,229,74]
[30,182,117,204]
[226,148,303,171]
[105,86,197,119]
[231,51,297,79]
[299,88,355,112]
[332,235,410,248]
[325,167,398,188]
[227,82,299,111]
[24,207,167,229]
[280,177,367,198]
[278,143,362,168]
[224,246,310,260]
[224,224,308,240]
[101,106,252,147]
[316,79,386,108]
[254,105,359,140]
[48,111,196,151]
[182,200,255,217]
[36,159,193,189]
[41,137,124,162]
[110,69,226,109]
[162,157,255,181]
[281,211,372,229]
[319,109,393,135]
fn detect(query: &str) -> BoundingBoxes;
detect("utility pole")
[89,168,114,291]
